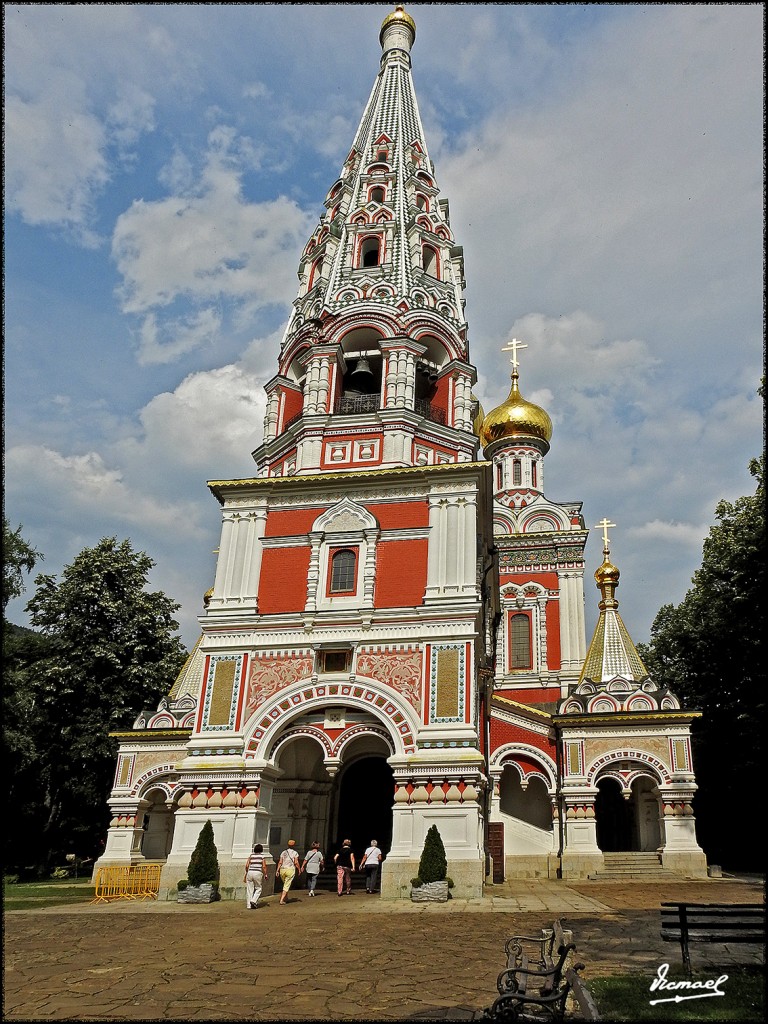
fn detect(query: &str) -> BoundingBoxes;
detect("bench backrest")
[661,903,765,938]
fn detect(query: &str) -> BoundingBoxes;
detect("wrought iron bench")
[481,919,599,1021]
[661,902,766,975]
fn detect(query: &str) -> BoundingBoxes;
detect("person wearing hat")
[333,839,356,896]
[300,841,325,896]
[276,839,300,905]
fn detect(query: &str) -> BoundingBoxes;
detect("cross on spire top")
[501,337,528,372]
[596,517,617,552]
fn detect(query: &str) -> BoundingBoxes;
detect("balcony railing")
[334,394,381,416]
[285,394,447,424]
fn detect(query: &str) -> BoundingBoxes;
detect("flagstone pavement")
[3,875,764,1022]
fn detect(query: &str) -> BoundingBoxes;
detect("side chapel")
[96,5,707,898]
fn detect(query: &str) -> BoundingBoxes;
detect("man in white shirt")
[360,838,383,893]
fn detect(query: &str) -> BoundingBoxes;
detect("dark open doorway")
[333,756,394,863]
[595,777,635,851]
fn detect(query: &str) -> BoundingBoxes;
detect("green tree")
[417,824,448,883]
[639,455,765,869]
[187,820,220,887]
[3,517,42,610]
[3,521,50,869]
[13,537,187,869]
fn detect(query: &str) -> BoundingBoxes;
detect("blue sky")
[5,3,763,651]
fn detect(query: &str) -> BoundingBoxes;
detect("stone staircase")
[589,851,675,880]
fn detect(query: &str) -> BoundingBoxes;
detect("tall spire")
[254,5,478,477]
[578,524,649,686]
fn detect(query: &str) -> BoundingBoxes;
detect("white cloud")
[131,362,268,470]
[4,445,205,540]
[629,519,709,549]
[111,130,314,321]
[5,93,109,245]
[137,308,222,366]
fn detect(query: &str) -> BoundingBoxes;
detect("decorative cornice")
[209,460,491,502]
[552,711,702,726]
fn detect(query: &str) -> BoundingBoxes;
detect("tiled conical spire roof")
[282,3,467,347]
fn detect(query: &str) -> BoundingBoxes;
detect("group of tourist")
[243,838,383,908]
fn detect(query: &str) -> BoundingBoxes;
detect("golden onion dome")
[479,371,553,451]
[380,5,416,45]
[594,557,620,588]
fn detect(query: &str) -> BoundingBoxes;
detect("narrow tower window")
[531,461,537,488]
[422,244,439,277]
[510,613,532,670]
[330,549,357,593]
[360,236,381,268]
[512,459,522,486]
[370,186,385,204]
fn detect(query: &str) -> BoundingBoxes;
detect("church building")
[96,6,707,899]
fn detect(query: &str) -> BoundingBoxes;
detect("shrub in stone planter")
[177,820,220,903]
[410,825,453,902]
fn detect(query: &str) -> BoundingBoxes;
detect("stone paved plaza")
[3,876,764,1021]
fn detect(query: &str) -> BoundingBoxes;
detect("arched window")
[531,461,537,488]
[512,459,522,486]
[422,244,439,277]
[308,257,323,290]
[330,549,357,593]
[360,236,381,268]
[510,613,532,670]
[415,194,428,211]
[370,186,385,204]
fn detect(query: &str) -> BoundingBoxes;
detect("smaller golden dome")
[594,557,620,587]
[479,372,553,450]
[380,5,416,45]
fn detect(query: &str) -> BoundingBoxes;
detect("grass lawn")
[4,878,96,911]
[590,965,765,1021]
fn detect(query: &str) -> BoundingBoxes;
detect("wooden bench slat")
[660,901,766,976]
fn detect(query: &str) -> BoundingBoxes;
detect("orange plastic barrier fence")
[91,864,162,903]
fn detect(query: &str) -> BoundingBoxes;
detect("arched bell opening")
[338,328,384,408]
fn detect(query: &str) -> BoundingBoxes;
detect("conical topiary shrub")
[187,820,219,887]
[417,824,447,883]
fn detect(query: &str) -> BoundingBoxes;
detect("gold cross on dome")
[501,337,528,371]
[596,518,617,550]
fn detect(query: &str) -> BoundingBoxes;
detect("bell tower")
[254,4,479,480]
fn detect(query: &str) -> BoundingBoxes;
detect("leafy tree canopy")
[639,454,764,868]
[5,536,187,872]
[3,517,42,610]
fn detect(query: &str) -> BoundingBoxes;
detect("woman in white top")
[300,841,325,896]
[276,839,300,905]
[243,843,268,909]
